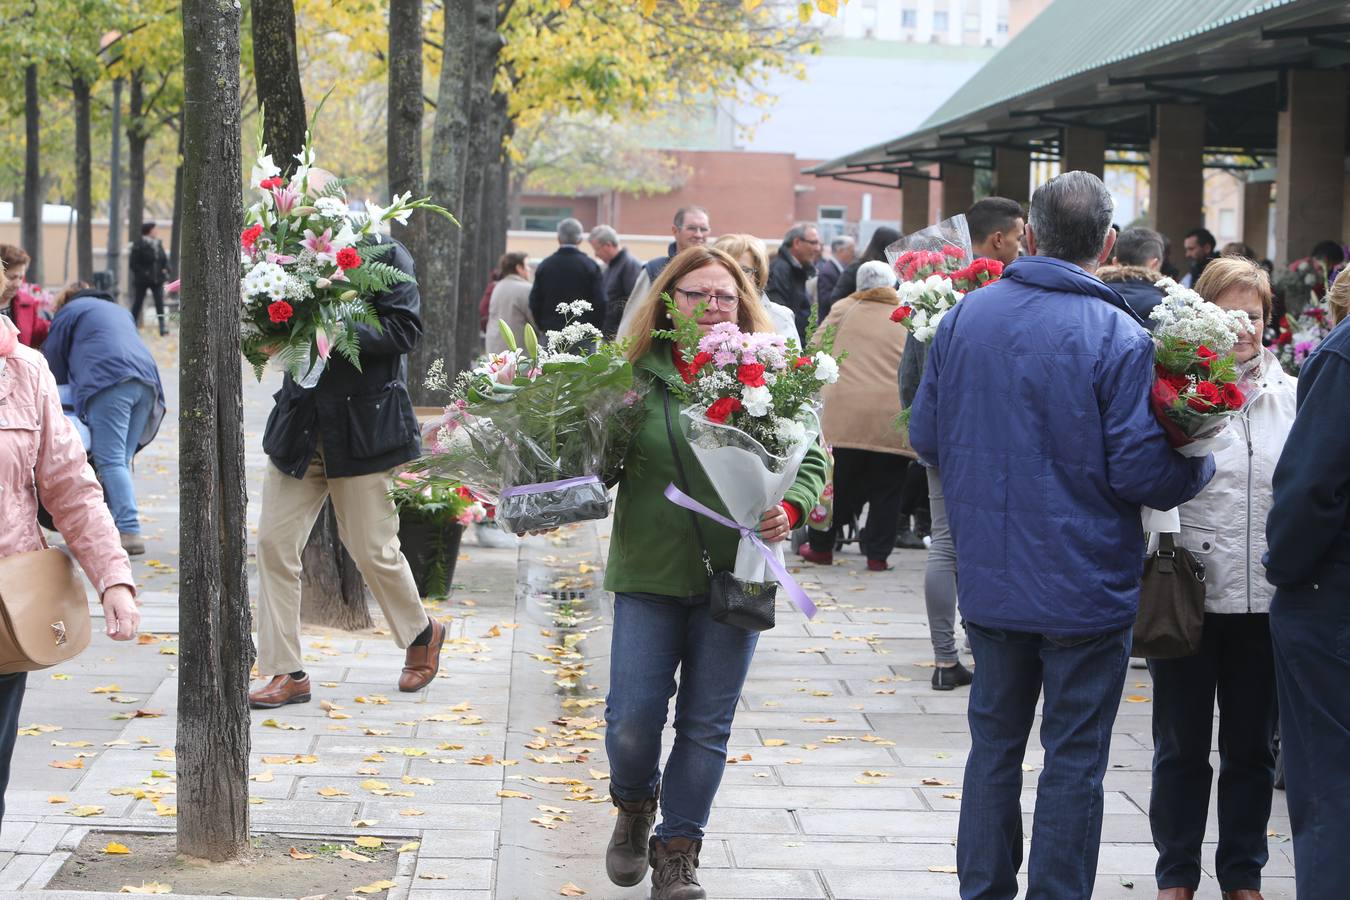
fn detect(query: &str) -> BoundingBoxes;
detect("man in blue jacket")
[1263,312,1350,898]
[909,171,1215,899]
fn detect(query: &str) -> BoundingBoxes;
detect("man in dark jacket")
[1181,226,1218,288]
[250,234,444,710]
[528,218,605,332]
[766,223,822,342]
[619,206,711,336]
[909,171,1215,899]
[128,222,172,336]
[814,235,854,304]
[1097,226,1166,326]
[589,225,641,337]
[1263,320,1350,897]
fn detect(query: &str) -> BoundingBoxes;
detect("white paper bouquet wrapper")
[679,406,820,584]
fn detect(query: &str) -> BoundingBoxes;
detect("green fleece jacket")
[604,342,829,597]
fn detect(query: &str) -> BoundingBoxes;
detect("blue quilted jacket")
[909,256,1215,636]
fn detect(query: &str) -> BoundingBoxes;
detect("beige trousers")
[255,450,428,675]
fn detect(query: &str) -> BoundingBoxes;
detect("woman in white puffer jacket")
[1148,256,1295,900]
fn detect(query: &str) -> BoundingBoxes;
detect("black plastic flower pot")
[397,515,465,599]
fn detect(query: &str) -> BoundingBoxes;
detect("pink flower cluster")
[695,322,791,372]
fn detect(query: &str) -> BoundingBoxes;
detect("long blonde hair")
[625,246,773,362]
[1328,265,1350,326]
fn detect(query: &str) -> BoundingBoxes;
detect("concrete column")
[1061,126,1106,180]
[994,147,1031,204]
[1276,69,1346,265]
[901,173,931,234]
[1149,103,1205,273]
[1243,180,1272,261]
[941,164,975,220]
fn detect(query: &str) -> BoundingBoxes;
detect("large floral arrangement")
[1272,256,1328,320]
[240,133,454,381]
[887,215,1004,342]
[1271,301,1333,375]
[389,472,487,527]
[413,302,645,533]
[1148,277,1256,451]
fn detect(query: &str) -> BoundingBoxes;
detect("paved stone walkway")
[0,333,1295,899]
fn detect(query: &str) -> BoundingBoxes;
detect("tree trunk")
[170,115,184,278]
[388,0,428,388]
[73,76,93,282]
[22,64,42,283]
[107,77,124,298]
[127,71,146,255]
[250,0,307,167]
[300,505,374,631]
[177,0,252,862]
[412,0,473,399]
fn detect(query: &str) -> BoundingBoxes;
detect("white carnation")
[742,385,773,417]
[774,416,807,446]
[813,352,839,384]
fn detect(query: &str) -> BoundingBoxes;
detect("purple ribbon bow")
[663,483,817,619]
[499,474,602,499]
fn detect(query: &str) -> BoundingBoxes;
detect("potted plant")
[389,472,485,598]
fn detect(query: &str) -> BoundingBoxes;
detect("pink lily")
[165,279,181,294]
[266,252,297,265]
[315,325,331,360]
[271,185,301,216]
[301,228,337,265]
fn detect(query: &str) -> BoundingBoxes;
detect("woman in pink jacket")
[0,313,140,824]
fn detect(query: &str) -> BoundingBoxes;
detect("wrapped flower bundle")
[414,302,646,533]
[1148,278,1257,454]
[887,215,1004,341]
[240,132,454,382]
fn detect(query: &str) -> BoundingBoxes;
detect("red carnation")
[267,300,294,324]
[1151,377,1180,411]
[1187,380,1222,411]
[737,363,767,387]
[891,306,912,323]
[456,485,473,499]
[793,356,812,369]
[706,396,743,424]
[942,245,966,259]
[692,351,714,371]
[1220,382,1246,410]
[1164,371,1190,393]
[241,224,264,251]
[1195,345,1217,368]
[259,176,286,190]
[336,247,362,270]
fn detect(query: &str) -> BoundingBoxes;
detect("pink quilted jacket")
[0,318,135,597]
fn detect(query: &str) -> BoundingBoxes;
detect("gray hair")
[589,224,620,247]
[1114,226,1165,267]
[856,260,897,292]
[1027,171,1115,267]
[673,206,709,228]
[783,222,815,246]
[830,235,855,255]
[557,218,584,245]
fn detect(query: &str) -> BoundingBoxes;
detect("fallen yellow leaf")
[353,880,397,894]
[929,865,959,874]
[250,770,274,783]
[762,739,788,747]
[337,848,373,862]
[396,841,420,852]
[91,684,122,694]
[119,883,171,894]
[497,790,533,799]
[1125,695,1152,703]
[288,846,314,860]
[354,836,384,849]
[317,787,349,797]
[559,883,587,897]
[103,842,132,855]
[398,808,425,817]
[47,795,68,804]
[69,805,104,817]
[50,759,84,770]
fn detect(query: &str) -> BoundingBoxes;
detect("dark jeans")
[1269,584,1350,898]
[604,592,759,841]
[958,622,1132,899]
[0,673,27,825]
[807,447,906,562]
[1148,613,1277,892]
[129,280,164,327]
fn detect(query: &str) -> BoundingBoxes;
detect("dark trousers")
[0,673,27,825]
[129,280,165,327]
[1148,613,1277,891]
[958,623,1131,900]
[898,457,929,518]
[1269,584,1350,898]
[807,447,907,563]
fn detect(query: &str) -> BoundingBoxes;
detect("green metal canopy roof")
[807,0,1350,183]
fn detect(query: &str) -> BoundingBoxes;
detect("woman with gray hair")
[800,260,916,570]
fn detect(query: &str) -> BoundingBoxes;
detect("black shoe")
[896,528,926,550]
[932,662,973,691]
[606,790,657,886]
[649,837,706,900]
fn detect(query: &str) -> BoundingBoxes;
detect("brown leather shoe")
[398,618,445,692]
[1222,891,1264,900]
[249,674,311,709]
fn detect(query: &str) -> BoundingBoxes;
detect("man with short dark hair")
[529,217,606,333]
[767,222,822,342]
[909,171,1214,899]
[1100,225,1167,324]
[128,222,172,336]
[589,225,641,337]
[964,196,1025,266]
[1182,227,1218,288]
[815,235,855,303]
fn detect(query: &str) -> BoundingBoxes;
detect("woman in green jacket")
[602,246,828,900]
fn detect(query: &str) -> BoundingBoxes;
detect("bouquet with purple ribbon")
[413,302,646,533]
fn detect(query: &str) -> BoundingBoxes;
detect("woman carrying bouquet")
[602,246,827,900]
[1148,257,1295,900]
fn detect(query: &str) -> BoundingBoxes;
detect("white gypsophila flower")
[541,352,586,364]
[742,385,773,417]
[315,197,350,220]
[1149,279,1253,354]
[555,300,593,320]
[774,416,807,446]
[546,320,602,352]
[812,352,839,384]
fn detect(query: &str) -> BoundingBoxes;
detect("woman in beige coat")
[485,252,534,355]
[800,260,914,570]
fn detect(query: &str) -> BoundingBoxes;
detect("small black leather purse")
[662,389,776,632]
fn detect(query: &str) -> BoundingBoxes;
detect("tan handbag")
[0,537,92,674]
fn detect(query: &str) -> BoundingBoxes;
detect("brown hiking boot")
[649,836,706,900]
[248,674,311,709]
[398,618,445,692]
[605,790,658,886]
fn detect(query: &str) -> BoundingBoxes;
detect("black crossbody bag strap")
[661,386,713,576]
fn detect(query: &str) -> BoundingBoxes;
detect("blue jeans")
[0,674,26,825]
[605,592,759,841]
[1269,583,1350,899]
[958,622,1132,899]
[85,380,156,534]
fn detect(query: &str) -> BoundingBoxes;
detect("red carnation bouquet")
[886,216,1005,339]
